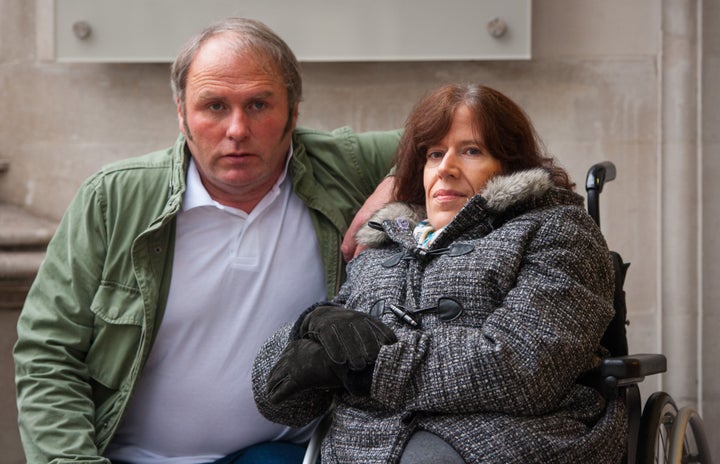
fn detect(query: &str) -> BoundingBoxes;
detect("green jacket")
[14,128,400,463]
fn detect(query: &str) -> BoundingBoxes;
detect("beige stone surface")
[0,204,56,247]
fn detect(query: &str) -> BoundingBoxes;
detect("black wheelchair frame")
[302,162,714,464]
[585,162,712,464]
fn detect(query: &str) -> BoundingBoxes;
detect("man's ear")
[176,98,185,134]
[284,103,299,136]
[290,103,299,130]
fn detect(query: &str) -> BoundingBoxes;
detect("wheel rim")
[653,401,677,463]
[669,407,712,464]
[638,392,678,464]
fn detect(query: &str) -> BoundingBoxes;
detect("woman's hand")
[300,305,397,370]
[266,338,376,403]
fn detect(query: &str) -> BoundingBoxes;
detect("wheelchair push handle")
[586,161,617,193]
[585,161,617,228]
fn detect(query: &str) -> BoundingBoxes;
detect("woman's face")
[423,105,503,229]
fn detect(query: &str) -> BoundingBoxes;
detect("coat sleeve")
[13,176,111,463]
[371,206,615,416]
[251,324,334,427]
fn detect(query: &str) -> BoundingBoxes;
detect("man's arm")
[14,179,110,463]
[340,175,395,261]
[340,128,401,261]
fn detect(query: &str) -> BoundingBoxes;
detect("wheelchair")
[302,162,713,464]
[584,162,712,464]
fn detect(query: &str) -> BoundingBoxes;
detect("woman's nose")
[437,151,460,177]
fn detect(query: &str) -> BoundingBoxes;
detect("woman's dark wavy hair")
[394,84,573,205]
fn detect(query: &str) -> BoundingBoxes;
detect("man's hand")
[341,176,395,261]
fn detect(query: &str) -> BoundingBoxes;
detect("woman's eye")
[426,150,444,160]
[465,147,481,156]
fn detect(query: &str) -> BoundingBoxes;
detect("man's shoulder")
[293,126,354,149]
[294,126,401,157]
[80,145,179,199]
[294,126,402,138]
[99,146,175,174]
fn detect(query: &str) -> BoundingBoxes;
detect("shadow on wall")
[1,309,24,463]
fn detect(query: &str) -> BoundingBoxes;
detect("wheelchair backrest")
[586,162,629,357]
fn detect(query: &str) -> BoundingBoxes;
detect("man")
[14,18,399,463]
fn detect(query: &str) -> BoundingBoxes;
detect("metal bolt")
[486,17,508,38]
[72,21,92,40]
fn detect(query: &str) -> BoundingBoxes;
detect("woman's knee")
[399,430,465,464]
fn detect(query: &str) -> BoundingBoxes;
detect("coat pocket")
[87,284,144,391]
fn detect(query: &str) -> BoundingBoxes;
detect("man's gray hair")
[170,17,303,111]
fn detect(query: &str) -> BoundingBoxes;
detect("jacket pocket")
[87,284,144,391]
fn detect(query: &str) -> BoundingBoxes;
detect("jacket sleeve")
[371,206,615,415]
[251,324,334,427]
[13,176,111,464]
[353,129,402,183]
[295,127,401,223]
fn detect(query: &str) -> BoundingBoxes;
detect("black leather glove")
[266,338,373,404]
[299,305,397,370]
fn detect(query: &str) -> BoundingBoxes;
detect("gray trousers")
[399,430,466,464]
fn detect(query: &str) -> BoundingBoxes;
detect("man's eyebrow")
[195,90,222,101]
[247,90,275,100]
[196,90,275,101]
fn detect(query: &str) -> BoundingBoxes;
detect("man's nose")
[227,109,250,140]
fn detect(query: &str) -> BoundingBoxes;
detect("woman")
[252,84,626,463]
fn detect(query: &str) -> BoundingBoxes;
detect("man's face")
[178,34,298,212]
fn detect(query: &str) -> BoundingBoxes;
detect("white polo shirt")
[105,151,326,463]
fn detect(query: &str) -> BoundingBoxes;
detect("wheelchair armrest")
[599,353,667,380]
[581,353,667,400]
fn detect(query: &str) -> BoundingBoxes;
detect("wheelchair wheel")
[668,406,713,463]
[637,392,678,464]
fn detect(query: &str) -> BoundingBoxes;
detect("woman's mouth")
[433,189,467,201]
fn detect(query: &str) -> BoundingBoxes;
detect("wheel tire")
[637,391,678,464]
[668,406,713,464]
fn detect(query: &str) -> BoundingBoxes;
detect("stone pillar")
[660,0,701,408]
[701,0,720,458]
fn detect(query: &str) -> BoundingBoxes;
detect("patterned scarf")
[413,220,445,249]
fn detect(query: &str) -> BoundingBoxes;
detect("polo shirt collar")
[182,143,294,213]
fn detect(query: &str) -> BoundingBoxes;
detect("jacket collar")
[288,131,348,232]
[481,167,554,212]
[169,133,190,200]
[356,168,561,249]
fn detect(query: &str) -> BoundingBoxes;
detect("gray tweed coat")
[252,168,627,463]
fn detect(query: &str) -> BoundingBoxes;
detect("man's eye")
[249,101,266,111]
[208,103,225,111]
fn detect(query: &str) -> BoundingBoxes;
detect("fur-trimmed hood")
[356,168,559,248]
